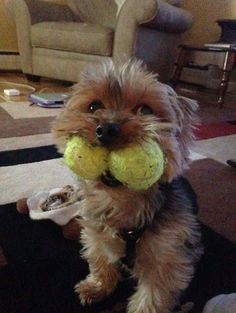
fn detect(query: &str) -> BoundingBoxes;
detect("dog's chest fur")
[78,177,201,269]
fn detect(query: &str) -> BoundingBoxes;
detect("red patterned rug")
[195,121,236,140]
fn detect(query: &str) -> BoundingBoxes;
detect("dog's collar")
[119,226,148,269]
[118,183,168,269]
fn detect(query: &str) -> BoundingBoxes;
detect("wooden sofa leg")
[26,74,41,82]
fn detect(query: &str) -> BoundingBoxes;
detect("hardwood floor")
[1,70,236,107]
[0,71,73,103]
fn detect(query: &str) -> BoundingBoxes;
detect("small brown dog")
[53,60,202,313]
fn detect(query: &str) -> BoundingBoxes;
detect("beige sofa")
[6,0,193,82]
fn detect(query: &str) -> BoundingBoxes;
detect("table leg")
[218,51,236,107]
[170,47,187,89]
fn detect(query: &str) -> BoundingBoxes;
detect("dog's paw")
[74,277,107,305]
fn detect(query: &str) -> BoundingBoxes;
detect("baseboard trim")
[0,50,18,55]
[0,51,21,70]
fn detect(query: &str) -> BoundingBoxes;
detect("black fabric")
[0,146,61,166]
[182,224,236,313]
[0,203,235,313]
[0,203,135,313]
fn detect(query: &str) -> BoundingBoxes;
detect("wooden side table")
[171,45,236,106]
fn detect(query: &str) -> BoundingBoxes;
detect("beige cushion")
[31,22,114,56]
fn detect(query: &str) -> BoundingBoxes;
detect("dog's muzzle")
[101,171,122,187]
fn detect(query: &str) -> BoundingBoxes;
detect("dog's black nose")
[96,122,121,145]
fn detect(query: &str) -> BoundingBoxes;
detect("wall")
[0,0,66,51]
[0,1,18,51]
[182,0,236,45]
[181,0,236,86]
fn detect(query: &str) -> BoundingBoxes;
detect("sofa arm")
[145,0,193,33]
[5,0,76,73]
[6,0,33,73]
[113,0,157,60]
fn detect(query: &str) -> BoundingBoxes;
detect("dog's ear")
[175,95,199,131]
[165,85,198,134]
[172,94,199,169]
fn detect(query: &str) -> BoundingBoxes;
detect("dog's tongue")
[101,171,122,187]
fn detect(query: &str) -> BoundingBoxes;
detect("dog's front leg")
[127,277,173,313]
[75,262,119,305]
[75,233,120,305]
[127,231,194,313]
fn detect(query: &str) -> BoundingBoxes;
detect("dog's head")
[53,60,198,186]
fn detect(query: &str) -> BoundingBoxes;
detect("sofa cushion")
[31,22,114,56]
[66,0,122,29]
[166,0,183,6]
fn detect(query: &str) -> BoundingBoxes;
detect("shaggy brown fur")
[52,60,202,313]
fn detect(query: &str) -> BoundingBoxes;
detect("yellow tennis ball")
[64,136,109,180]
[109,139,165,191]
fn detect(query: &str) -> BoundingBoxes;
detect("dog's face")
[53,60,198,186]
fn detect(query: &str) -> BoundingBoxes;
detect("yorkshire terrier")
[52,60,202,313]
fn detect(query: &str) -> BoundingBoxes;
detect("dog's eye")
[136,105,153,115]
[88,100,104,113]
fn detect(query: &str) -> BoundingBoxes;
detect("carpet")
[0,145,236,313]
[195,121,236,140]
[0,102,60,139]
[185,158,236,243]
